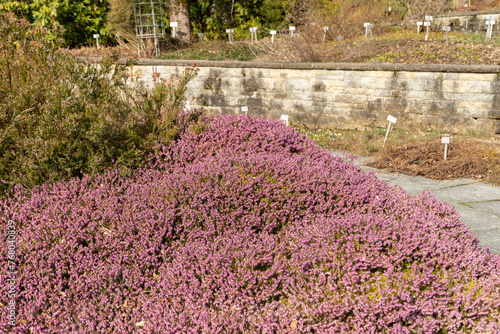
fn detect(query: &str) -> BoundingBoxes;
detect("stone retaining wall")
[87,58,500,135]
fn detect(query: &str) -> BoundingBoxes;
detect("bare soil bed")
[369,138,500,186]
[298,128,500,186]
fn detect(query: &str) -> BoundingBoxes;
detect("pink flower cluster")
[1,115,499,333]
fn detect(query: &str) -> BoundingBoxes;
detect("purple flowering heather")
[1,114,499,333]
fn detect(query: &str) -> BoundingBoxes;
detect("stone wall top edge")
[77,57,500,74]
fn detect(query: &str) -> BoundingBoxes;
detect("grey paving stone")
[431,183,500,204]
[466,200,500,217]
[430,178,479,189]
[452,204,500,231]
[386,177,439,196]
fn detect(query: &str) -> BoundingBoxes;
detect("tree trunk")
[170,0,192,43]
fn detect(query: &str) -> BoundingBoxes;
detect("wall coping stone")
[78,56,500,74]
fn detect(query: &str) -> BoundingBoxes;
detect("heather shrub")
[1,115,500,332]
[0,13,201,195]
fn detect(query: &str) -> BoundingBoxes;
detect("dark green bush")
[0,12,201,195]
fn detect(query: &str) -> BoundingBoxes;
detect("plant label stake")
[323,26,329,43]
[417,22,423,33]
[465,16,470,30]
[280,114,289,126]
[170,22,178,38]
[486,17,495,41]
[337,36,343,51]
[184,101,191,111]
[270,30,277,43]
[364,23,373,39]
[93,34,100,48]
[442,26,451,45]
[289,26,295,37]
[250,27,258,43]
[441,137,450,160]
[197,33,205,42]
[241,106,248,116]
[226,29,234,43]
[383,115,397,147]
[424,16,432,41]
[423,22,430,40]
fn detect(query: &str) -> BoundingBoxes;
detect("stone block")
[341,88,377,96]
[457,108,491,117]
[315,72,346,80]
[442,80,468,93]
[281,70,316,80]
[395,72,415,79]
[286,78,311,92]
[357,71,396,78]
[344,76,393,89]
[410,72,436,80]
[383,97,409,113]
[442,73,460,80]
[374,89,395,98]
[457,101,492,110]
[460,73,497,81]
[467,81,492,94]
[443,92,494,103]
[333,93,370,104]
[406,90,443,100]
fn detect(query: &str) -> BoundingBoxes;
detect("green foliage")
[0,13,202,194]
[0,0,110,46]
[189,0,288,40]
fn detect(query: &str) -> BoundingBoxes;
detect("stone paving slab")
[431,183,500,204]
[467,200,500,216]
[385,177,440,196]
[330,151,500,254]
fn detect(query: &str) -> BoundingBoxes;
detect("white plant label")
[250,27,258,43]
[364,23,373,38]
[322,26,329,43]
[226,29,234,43]
[383,115,397,147]
[170,22,178,27]
[280,114,289,126]
[442,137,450,160]
[442,26,451,45]
[241,106,248,115]
[289,27,296,31]
[417,22,423,33]
[270,30,277,43]
[425,16,433,21]
[93,34,100,48]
